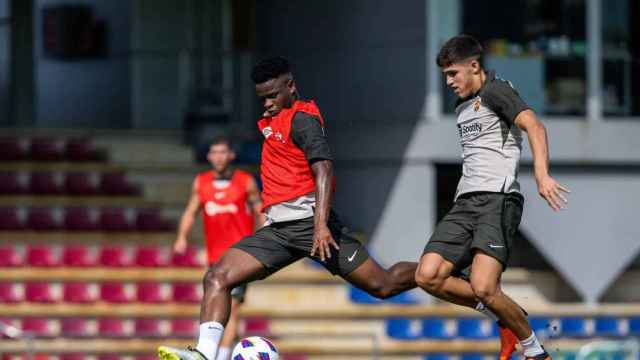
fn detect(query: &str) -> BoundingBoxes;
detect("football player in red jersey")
[172,137,264,360]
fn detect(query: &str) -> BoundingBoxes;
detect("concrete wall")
[34,0,131,128]
[0,0,10,125]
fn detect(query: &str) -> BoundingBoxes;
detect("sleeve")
[290,112,333,164]
[482,80,530,124]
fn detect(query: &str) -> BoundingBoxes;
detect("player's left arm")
[290,112,338,261]
[246,176,266,228]
[514,111,570,211]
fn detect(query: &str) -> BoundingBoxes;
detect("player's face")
[442,59,479,98]
[255,74,296,118]
[207,143,235,173]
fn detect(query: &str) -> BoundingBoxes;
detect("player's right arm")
[174,178,202,254]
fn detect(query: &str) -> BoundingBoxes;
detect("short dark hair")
[251,56,291,84]
[436,34,484,68]
[210,136,233,150]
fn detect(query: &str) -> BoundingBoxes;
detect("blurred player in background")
[416,34,570,360]
[172,137,264,360]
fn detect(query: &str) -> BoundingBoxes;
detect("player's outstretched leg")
[343,257,417,299]
[158,249,267,360]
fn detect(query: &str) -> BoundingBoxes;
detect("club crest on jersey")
[473,98,481,112]
[262,126,273,139]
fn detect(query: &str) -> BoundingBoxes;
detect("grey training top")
[454,70,530,201]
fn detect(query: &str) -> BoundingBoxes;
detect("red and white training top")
[197,169,254,264]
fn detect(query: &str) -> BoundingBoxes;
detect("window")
[442,0,588,116]
[602,0,640,117]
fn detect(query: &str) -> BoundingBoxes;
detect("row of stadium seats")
[3,355,306,360]
[386,316,640,339]
[0,207,173,231]
[0,171,139,196]
[0,245,202,267]
[0,281,202,303]
[0,353,630,360]
[2,355,158,360]
[0,137,106,162]
[0,317,204,338]
[1,317,266,339]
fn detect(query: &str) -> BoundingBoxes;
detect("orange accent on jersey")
[197,169,254,264]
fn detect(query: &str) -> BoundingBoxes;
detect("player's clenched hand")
[173,237,188,254]
[536,174,570,212]
[311,224,339,262]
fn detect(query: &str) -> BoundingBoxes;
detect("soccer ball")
[231,336,279,360]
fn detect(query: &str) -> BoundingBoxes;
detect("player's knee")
[470,280,498,304]
[363,280,394,299]
[203,264,232,292]
[414,268,442,293]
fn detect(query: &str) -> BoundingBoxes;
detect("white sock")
[215,347,231,360]
[475,302,499,322]
[196,321,224,360]
[520,331,545,357]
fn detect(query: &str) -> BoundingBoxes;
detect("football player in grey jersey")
[416,35,570,360]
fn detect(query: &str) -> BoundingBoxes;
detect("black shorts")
[423,192,523,271]
[230,284,247,303]
[232,211,369,277]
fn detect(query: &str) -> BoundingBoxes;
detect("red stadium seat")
[99,208,134,232]
[62,245,96,267]
[172,282,201,303]
[30,137,64,161]
[25,282,57,303]
[64,207,100,232]
[100,282,131,303]
[27,207,62,231]
[171,318,198,338]
[26,245,58,267]
[136,209,172,232]
[0,137,28,161]
[134,356,158,360]
[100,172,140,196]
[134,246,167,267]
[134,318,163,338]
[59,354,86,360]
[99,246,130,267]
[63,282,95,303]
[0,246,22,267]
[29,172,63,195]
[65,172,100,195]
[0,282,22,303]
[60,318,94,338]
[65,138,106,162]
[0,207,26,230]
[22,318,57,338]
[0,172,27,194]
[244,317,271,336]
[98,318,129,338]
[136,281,167,303]
[171,246,203,267]
[97,355,123,360]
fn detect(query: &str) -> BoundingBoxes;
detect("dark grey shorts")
[232,211,369,277]
[230,284,247,303]
[423,192,523,271]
